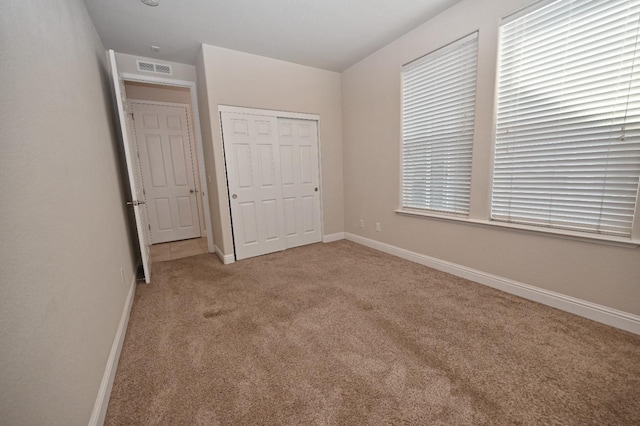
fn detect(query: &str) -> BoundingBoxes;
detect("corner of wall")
[195,48,227,254]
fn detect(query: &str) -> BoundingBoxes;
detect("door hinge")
[148,224,151,230]
[143,188,146,196]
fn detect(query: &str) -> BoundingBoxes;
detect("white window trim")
[395,208,639,248]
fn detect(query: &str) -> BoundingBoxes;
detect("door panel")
[166,114,181,129]
[283,197,297,236]
[222,113,286,260]
[169,136,189,186]
[240,202,259,244]
[131,102,201,244]
[146,135,166,186]
[302,196,315,232]
[264,199,281,240]
[280,146,294,185]
[235,144,253,188]
[278,118,322,249]
[177,196,195,227]
[106,50,151,283]
[258,145,276,186]
[155,198,172,230]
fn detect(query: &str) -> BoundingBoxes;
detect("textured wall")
[341,0,640,315]
[0,0,137,424]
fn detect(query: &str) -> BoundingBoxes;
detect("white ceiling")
[83,0,463,72]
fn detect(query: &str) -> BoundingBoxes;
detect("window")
[492,0,640,238]
[401,32,478,215]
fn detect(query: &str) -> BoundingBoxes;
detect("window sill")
[395,208,639,248]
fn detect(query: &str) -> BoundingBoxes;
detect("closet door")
[278,119,322,248]
[221,112,286,260]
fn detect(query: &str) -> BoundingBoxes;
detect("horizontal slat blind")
[492,0,640,237]
[402,32,478,215]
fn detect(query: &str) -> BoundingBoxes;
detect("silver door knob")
[314,187,318,192]
[190,189,198,194]
[232,194,238,199]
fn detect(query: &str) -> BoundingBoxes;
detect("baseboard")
[215,245,235,264]
[88,274,137,426]
[322,232,345,243]
[344,233,640,335]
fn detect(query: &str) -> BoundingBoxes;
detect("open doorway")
[121,78,213,262]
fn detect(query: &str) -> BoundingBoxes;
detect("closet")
[221,110,321,260]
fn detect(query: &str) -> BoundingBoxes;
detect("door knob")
[314,187,319,192]
[190,189,198,194]
[126,200,146,206]
[232,194,238,199]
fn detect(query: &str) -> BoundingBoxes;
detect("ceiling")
[83,0,463,72]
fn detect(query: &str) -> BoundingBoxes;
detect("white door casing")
[221,111,322,261]
[222,112,287,260]
[131,102,202,244]
[278,118,322,248]
[106,49,151,283]
[119,72,215,255]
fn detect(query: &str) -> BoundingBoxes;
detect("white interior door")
[106,50,151,283]
[221,112,286,260]
[130,102,201,244]
[278,118,322,248]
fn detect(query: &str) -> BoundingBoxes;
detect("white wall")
[125,81,192,105]
[198,45,344,256]
[0,0,137,424]
[342,0,640,316]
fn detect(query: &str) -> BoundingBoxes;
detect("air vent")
[154,64,171,74]
[136,60,172,75]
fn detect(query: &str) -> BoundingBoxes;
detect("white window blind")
[402,32,478,215]
[492,0,640,237]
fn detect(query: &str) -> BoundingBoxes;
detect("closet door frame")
[218,105,324,260]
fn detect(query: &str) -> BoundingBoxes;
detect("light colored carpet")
[105,240,640,425]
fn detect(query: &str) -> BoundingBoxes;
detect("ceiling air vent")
[136,60,173,75]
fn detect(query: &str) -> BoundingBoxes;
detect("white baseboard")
[322,232,345,243]
[345,233,640,335]
[88,273,137,426]
[215,245,235,265]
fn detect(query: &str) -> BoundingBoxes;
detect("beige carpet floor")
[105,241,640,425]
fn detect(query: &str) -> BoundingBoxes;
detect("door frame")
[218,105,324,260]
[121,72,214,252]
[128,99,206,242]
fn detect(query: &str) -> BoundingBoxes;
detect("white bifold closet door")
[221,112,321,261]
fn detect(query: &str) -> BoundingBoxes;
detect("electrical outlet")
[120,267,125,285]
[376,222,381,232]
[359,219,365,228]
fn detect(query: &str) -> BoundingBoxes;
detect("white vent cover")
[136,60,172,75]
